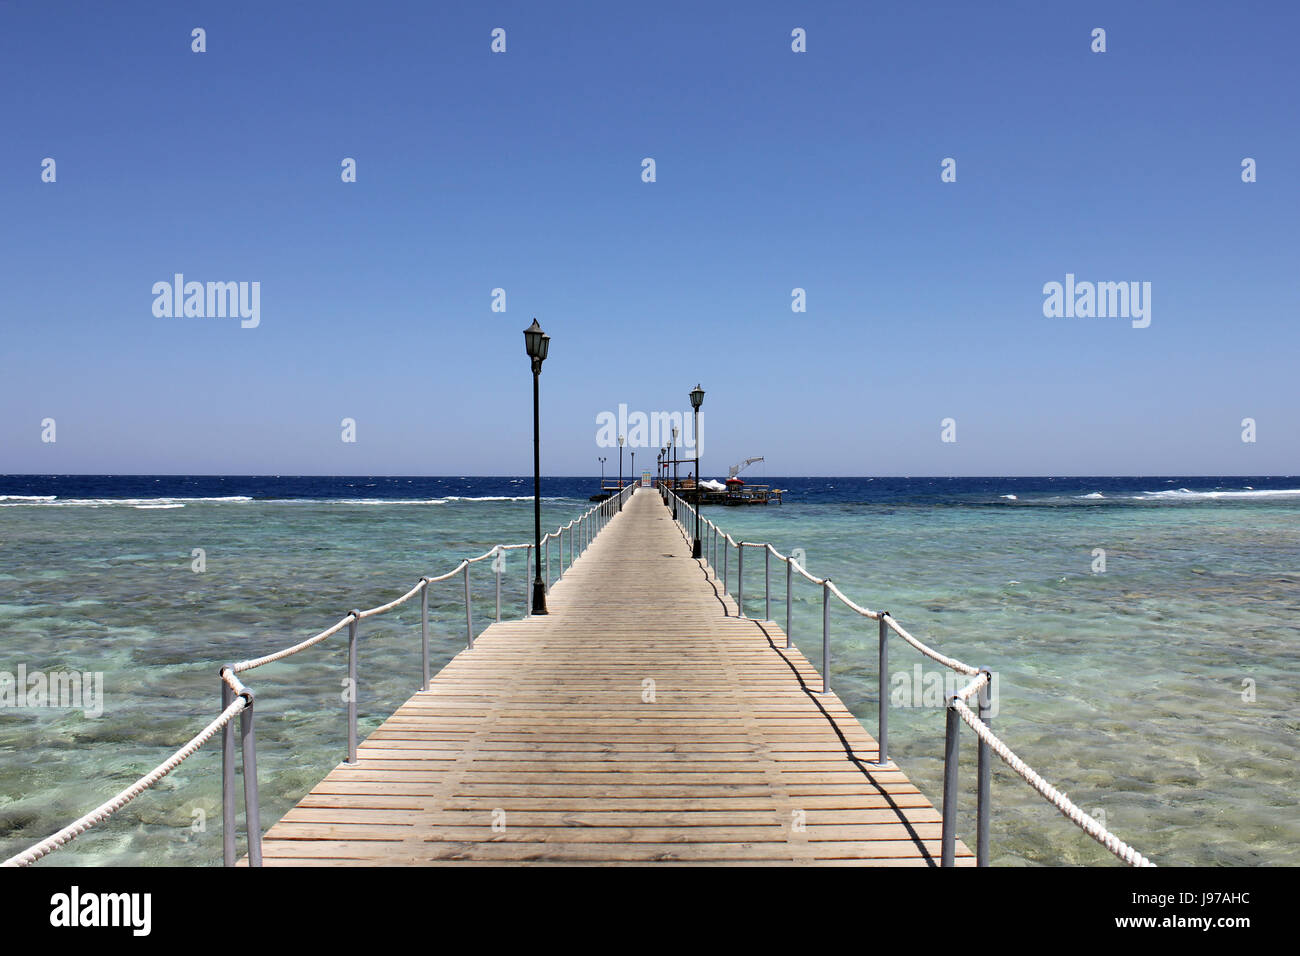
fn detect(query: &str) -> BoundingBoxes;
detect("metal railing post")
[524,544,532,616]
[821,580,830,694]
[346,611,359,765]
[785,557,793,648]
[977,668,992,867]
[941,698,960,867]
[738,545,745,618]
[240,690,263,867]
[464,562,473,649]
[765,547,771,621]
[722,536,728,599]
[878,614,889,765]
[545,534,550,593]
[221,676,236,867]
[495,551,502,623]
[420,579,430,691]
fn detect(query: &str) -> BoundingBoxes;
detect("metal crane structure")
[727,456,764,480]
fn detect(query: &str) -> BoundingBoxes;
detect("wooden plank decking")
[258,489,972,865]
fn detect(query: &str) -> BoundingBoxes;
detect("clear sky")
[2,1,1296,476]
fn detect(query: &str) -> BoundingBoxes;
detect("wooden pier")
[258,490,971,865]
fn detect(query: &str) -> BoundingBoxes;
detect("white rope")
[884,615,979,676]
[951,697,1154,867]
[357,578,426,619]
[955,670,990,702]
[2,696,248,867]
[825,580,879,620]
[424,561,469,585]
[233,614,354,673]
[792,561,824,585]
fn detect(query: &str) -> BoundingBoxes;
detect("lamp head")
[523,319,550,366]
[689,384,705,410]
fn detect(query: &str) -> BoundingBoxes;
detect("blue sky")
[2,1,1296,476]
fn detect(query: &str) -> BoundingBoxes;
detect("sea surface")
[1,475,1297,866]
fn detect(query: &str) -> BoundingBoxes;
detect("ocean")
[1,475,1297,866]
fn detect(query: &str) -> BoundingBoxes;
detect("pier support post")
[821,581,830,694]
[941,698,960,867]
[785,557,792,648]
[240,690,263,867]
[221,676,236,867]
[877,614,889,765]
[464,563,474,649]
[765,547,771,621]
[421,579,430,691]
[347,611,360,765]
[722,536,728,602]
[977,668,992,867]
[738,545,745,618]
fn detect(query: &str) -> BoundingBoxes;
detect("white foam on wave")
[1133,488,1300,501]
[331,498,449,505]
[443,495,543,502]
[1000,494,1018,500]
[135,503,185,509]
[1078,492,1106,499]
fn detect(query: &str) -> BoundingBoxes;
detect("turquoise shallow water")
[1,482,1296,866]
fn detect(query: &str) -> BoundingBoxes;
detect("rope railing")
[2,482,635,869]
[2,695,248,868]
[950,697,1153,867]
[659,482,1153,868]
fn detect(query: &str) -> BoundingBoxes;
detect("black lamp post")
[618,434,625,510]
[656,451,662,488]
[524,318,550,615]
[599,456,606,486]
[690,384,705,558]
[631,450,635,489]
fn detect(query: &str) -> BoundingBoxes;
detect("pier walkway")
[258,490,970,865]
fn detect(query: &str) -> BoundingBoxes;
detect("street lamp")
[690,384,705,559]
[631,449,635,489]
[618,434,625,511]
[656,451,662,487]
[599,456,607,486]
[524,318,550,615]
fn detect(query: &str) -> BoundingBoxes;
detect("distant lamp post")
[631,450,636,488]
[657,451,662,487]
[524,318,550,615]
[618,434,625,510]
[599,456,607,485]
[689,384,705,558]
